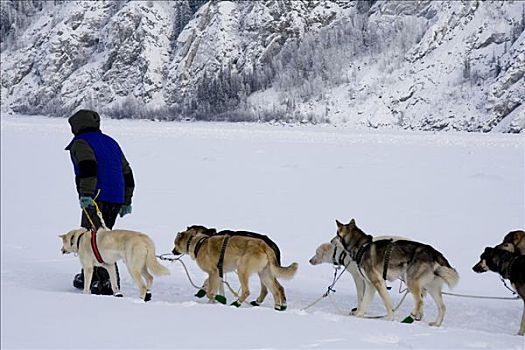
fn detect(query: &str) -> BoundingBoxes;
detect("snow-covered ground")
[1,116,524,349]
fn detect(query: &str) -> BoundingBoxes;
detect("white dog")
[60,228,170,301]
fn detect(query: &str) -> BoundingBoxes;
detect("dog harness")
[352,239,395,282]
[353,242,369,267]
[332,246,348,266]
[382,240,395,280]
[193,237,208,258]
[217,235,230,279]
[185,234,210,259]
[90,228,105,264]
[353,242,370,280]
[502,255,518,280]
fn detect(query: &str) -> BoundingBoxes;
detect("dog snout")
[472,260,486,273]
[172,247,181,255]
[309,257,318,265]
[61,247,67,254]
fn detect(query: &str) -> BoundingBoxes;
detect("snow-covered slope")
[1,116,524,348]
[1,1,524,132]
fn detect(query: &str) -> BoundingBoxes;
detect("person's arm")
[122,155,134,205]
[70,139,97,197]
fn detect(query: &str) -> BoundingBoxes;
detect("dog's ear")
[349,218,356,226]
[482,247,493,256]
[336,220,343,228]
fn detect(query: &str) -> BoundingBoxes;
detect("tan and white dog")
[60,228,170,301]
[172,225,298,310]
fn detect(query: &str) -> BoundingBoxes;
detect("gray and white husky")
[309,235,409,314]
[333,219,459,326]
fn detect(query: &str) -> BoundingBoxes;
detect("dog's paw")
[144,292,152,302]
[274,304,287,311]
[428,321,441,327]
[250,300,260,307]
[194,289,206,298]
[214,295,227,304]
[114,292,123,298]
[231,300,241,308]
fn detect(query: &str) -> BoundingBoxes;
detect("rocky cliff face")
[1,0,523,132]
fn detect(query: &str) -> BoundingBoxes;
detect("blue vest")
[69,132,125,204]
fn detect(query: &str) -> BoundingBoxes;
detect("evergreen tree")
[188,0,208,14]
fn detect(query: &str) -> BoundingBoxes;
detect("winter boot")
[91,280,113,295]
[90,265,120,294]
[73,271,84,289]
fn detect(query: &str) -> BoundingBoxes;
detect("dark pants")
[76,201,122,290]
[81,201,121,230]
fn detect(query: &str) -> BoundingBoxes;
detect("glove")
[119,204,132,217]
[79,196,94,209]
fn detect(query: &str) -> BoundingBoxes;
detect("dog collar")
[76,231,87,251]
[186,235,194,254]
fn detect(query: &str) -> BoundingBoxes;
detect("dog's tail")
[435,266,459,289]
[432,249,459,289]
[146,244,170,276]
[267,248,298,280]
[271,261,299,280]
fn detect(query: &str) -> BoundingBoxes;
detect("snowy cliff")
[1,0,523,132]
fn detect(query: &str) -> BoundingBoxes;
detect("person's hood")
[68,109,100,135]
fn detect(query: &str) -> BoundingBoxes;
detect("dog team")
[59,110,524,335]
[60,222,525,335]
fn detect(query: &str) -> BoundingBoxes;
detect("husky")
[333,219,459,326]
[473,247,525,335]
[60,228,170,301]
[309,235,409,314]
[181,226,284,302]
[172,225,298,310]
[495,230,525,255]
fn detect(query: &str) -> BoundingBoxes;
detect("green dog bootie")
[194,289,206,298]
[214,294,227,304]
[231,300,241,307]
[250,300,260,307]
[401,315,415,324]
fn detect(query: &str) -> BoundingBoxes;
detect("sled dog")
[473,247,525,335]
[333,219,459,326]
[60,228,170,301]
[495,230,525,255]
[309,235,409,314]
[182,227,284,301]
[172,225,298,310]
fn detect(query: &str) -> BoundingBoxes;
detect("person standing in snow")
[65,109,135,295]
